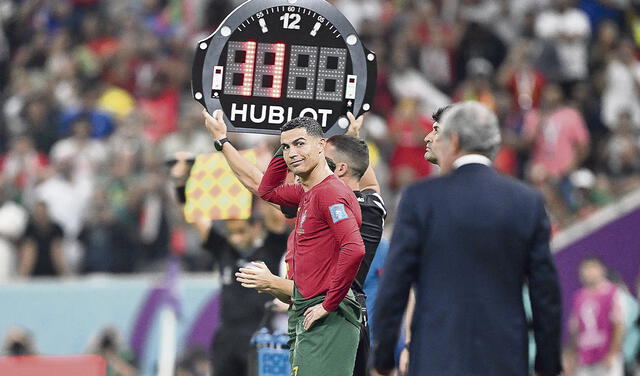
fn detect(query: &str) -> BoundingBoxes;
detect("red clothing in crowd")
[258,157,364,312]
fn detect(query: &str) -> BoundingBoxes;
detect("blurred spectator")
[88,326,137,376]
[497,40,546,112]
[0,180,28,281]
[18,201,66,277]
[607,271,640,374]
[569,168,614,220]
[0,134,48,204]
[535,0,590,94]
[601,39,640,131]
[522,83,590,226]
[589,20,620,74]
[578,0,628,32]
[388,50,449,116]
[335,0,382,32]
[161,103,213,158]
[601,110,640,194]
[129,157,172,269]
[567,257,625,376]
[387,97,434,189]
[453,57,497,111]
[34,159,92,273]
[79,187,133,274]
[455,22,506,83]
[175,348,211,376]
[570,81,608,171]
[2,326,37,356]
[50,115,109,184]
[415,3,456,92]
[58,83,116,139]
[18,95,60,154]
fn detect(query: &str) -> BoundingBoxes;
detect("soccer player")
[257,117,366,376]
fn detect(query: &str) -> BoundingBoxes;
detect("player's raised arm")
[202,109,264,195]
[258,145,304,208]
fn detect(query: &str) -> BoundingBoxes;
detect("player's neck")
[339,175,359,190]
[299,161,333,191]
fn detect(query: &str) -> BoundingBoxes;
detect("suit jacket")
[373,163,562,376]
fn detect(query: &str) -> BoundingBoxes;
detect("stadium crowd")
[1,0,639,279]
[1,0,640,375]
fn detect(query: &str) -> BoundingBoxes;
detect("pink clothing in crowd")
[523,107,590,178]
[570,281,622,365]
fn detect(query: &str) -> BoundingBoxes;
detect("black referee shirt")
[352,189,386,295]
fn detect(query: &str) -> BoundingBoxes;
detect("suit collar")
[453,154,492,169]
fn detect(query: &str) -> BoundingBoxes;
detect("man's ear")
[318,137,326,152]
[451,132,461,153]
[336,162,348,178]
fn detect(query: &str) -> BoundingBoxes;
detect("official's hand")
[202,109,228,140]
[303,303,329,330]
[235,261,276,292]
[399,346,410,375]
[170,151,195,185]
[345,111,364,138]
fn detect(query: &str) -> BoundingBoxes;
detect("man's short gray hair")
[439,101,501,160]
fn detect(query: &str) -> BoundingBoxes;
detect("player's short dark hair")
[280,117,324,138]
[432,105,452,123]
[326,135,369,179]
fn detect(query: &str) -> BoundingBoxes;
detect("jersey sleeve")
[258,157,303,208]
[318,192,365,312]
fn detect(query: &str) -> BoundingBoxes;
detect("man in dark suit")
[373,101,562,376]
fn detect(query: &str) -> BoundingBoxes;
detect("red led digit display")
[271,43,285,98]
[223,41,256,96]
[252,42,286,99]
[241,41,256,96]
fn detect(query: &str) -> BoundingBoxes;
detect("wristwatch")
[213,137,229,151]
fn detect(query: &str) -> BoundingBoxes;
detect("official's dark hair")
[326,135,369,179]
[432,105,452,123]
[280,117,323,138]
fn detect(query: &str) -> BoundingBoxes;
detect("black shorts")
[353,293,370,376]
[210,326,253,376]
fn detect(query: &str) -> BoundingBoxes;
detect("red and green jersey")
[259,157,364,312]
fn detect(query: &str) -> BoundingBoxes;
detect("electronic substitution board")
[192,0,377,136]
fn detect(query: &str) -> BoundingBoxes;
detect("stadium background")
[0,0,640,375]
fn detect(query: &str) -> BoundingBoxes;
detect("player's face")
[226,219,255,251]
[281,128,324,176]
[424,122,440,165]
[432,129,457,174]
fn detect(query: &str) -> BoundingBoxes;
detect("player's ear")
[318,137,326,152]
[336,162,348,178]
